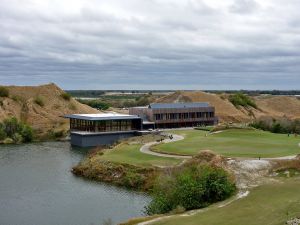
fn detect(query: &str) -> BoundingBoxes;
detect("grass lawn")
[101,143,182,167]
[151,177,300,225]
[153,129,300,158]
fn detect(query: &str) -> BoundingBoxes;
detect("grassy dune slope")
[255,95,300,119]
[0,83,98,136]
[153,129,300,158]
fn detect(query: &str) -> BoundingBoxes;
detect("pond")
[0,142,150,225]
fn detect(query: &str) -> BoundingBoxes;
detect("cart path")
[140,133,192,159]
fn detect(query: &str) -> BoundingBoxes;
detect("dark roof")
[149,102,210,109]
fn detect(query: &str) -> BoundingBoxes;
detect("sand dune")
[0,83,98,136]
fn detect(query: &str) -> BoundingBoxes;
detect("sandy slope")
[254,95,300,119]
[0,83,98,135]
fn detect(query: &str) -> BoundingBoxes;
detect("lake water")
[0,142,151,225]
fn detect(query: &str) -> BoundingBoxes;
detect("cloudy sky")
[0,0,299,90]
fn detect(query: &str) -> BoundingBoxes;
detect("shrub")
[60,92,72,101]
[12,133,23,144]
[250,117,300,134]
[11,95,23,102]
[229,93,257,108]
[77,99,110,110]
[34,96,45,107]
[20,125,33,142]
[136,96,150,106]
[49,130,65,139]
[3,137,14,144]
[3,117,21,137]
[145,164,236,215]
[69,103,77,110]
[0,86,9,97]
[122,171,144,188]
[0,124,7,140]
[0,117,34,143]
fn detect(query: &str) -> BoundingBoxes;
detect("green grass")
[153,129,300,158]
[101,143,182,167]
[151,177,300,225]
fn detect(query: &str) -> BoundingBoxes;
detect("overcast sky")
[0,0,299,90]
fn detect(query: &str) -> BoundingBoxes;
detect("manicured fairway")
[151,177,300,225]
[153,129,300,157]
[101,143,181,167]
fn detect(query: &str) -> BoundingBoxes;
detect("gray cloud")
[229,0,259,14]
[0,0,299,89]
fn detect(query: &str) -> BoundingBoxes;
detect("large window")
[155,114,163,120]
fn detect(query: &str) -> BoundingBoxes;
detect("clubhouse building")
[129,102,217,129]
[65,102,217,147]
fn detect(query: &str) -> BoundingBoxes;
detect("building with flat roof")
[64,113,142,147]
[65,102,217,147]
[129,102,218,129]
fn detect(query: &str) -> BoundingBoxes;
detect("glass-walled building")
[65,113,142,147]
[69,115,142,132]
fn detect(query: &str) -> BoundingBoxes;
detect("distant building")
[64,113,142,147]
[129,102,218,129]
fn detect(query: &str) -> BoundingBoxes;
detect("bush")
[145,164,236,215]
[3,117,22,137]
[0,87,9,97]
[250,117,300,134]
[0,117,33,144]
[12,133,23,144]
[60,92,72,101]
[122,171,144,188]
[48,130,65,139]
[136,96,150,106]
[11,95,23,102]
[77,99,110,110]
[0,124,7,140]
[20,125,33,142]
[34,96,45,107]
[68,103,77,110]
[229,93,257,108]
[3,137,14,144]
